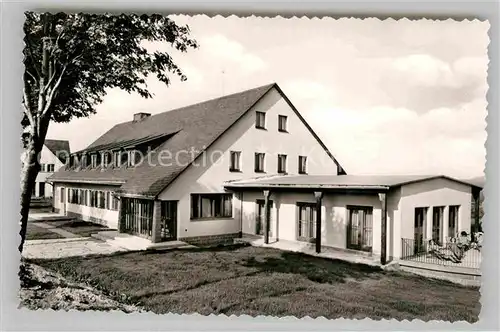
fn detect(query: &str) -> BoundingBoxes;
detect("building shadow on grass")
[239,250,384,284]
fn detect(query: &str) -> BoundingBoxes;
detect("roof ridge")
[117,83,276,127]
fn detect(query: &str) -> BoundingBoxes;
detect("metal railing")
[401,237,481,269]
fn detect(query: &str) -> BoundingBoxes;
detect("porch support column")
[472,188,481,241]
[117,197,125,233]
[378,192,387,265]
[263,190,270,244]
[151,200,162,243]
[442,206,449,244]
[314,191,323,254]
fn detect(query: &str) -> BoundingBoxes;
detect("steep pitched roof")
[49,83,346,197]
[44,139,71,163]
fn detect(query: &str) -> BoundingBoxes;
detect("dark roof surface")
[49,83,279,195]
[44,139,71,163]
[224,174,482,191]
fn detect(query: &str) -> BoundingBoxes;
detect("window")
[106,192,111,210]
[47,164,55,172]
[297,203,316,242]
[278,115,288,132]
[127,150,139,167]
[229,151,241,172]
[298,156,307,174]
[113,151,121,167]
[98,191,106,209]
[191,194,233,219]
[79,189,84,205]
[347,206,373,252]
[101,151,110,167]
[255,111,266,129]
[60,187,64,203]
[254,153,265,173]
[432,206,444,245]
[84,190,88,206]
[277,154,287,173]
[121,150,129,167]
[111,193,119,211]
[449,205,459,238]
[414,207,427,253]
[91,154,98,168]
[40,164,46,172]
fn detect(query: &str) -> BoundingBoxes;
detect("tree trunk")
[19,116,49,253]
[19,144,41,253]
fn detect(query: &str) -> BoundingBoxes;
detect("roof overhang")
[224,182,389,192]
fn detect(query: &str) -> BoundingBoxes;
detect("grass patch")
[26,223,64,240]
[29,245,480,321]
[45,220,111,237]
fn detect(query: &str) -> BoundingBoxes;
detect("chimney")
[133,112,151,122]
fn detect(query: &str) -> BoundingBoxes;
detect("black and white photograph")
[18,12,488,322]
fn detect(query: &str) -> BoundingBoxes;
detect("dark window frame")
[229,151,242,172]
[255,111,266,129]
[190,193,233,220]
[254,153,265,173]
[346,205,374,252]
[278,115,288,132]
[277,154,287,173]
[296,202,317,242]
[448,205,460,238]
[298,156,307,174]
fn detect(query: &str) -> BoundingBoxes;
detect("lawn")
[29,244,480,321]
[26,223,64,240]
[45,220,111,238]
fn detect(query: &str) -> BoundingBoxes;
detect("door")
[432,206,444,245]
[160,201,177,241]
[414,208,426,254]
[60,187,66,215]
[256,200,273,236]
[39,182,45,197]
[347,207,373,252]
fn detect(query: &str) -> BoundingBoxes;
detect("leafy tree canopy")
[23,12,198,127]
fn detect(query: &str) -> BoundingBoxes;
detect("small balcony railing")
[401,237,482,269]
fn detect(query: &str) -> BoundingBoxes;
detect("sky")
[47,16,489,179]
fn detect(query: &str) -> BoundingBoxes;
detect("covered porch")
[226,175,393,265]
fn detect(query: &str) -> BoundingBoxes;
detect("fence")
[401,238,481,269]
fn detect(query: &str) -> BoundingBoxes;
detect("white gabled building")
[33,139,70,198]
[49,83,481,265]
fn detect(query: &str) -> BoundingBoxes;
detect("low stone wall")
[399,260,481,287]
[180,233,240,247]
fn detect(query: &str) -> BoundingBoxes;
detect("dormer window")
[121,150,129,167]
[91,154,98,168]
[113,151,121,167]
[81,154,88,168]
[101,151,110,168]
[127,150,138,167]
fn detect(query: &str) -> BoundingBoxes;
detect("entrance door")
[347,206,373,252]
[160,201,177,241]
[256,200,273,236]
[60,187,66,214]
[39,182,45,197]
[414,207,426,254]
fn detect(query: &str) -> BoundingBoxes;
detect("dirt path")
[23,238,126,259]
